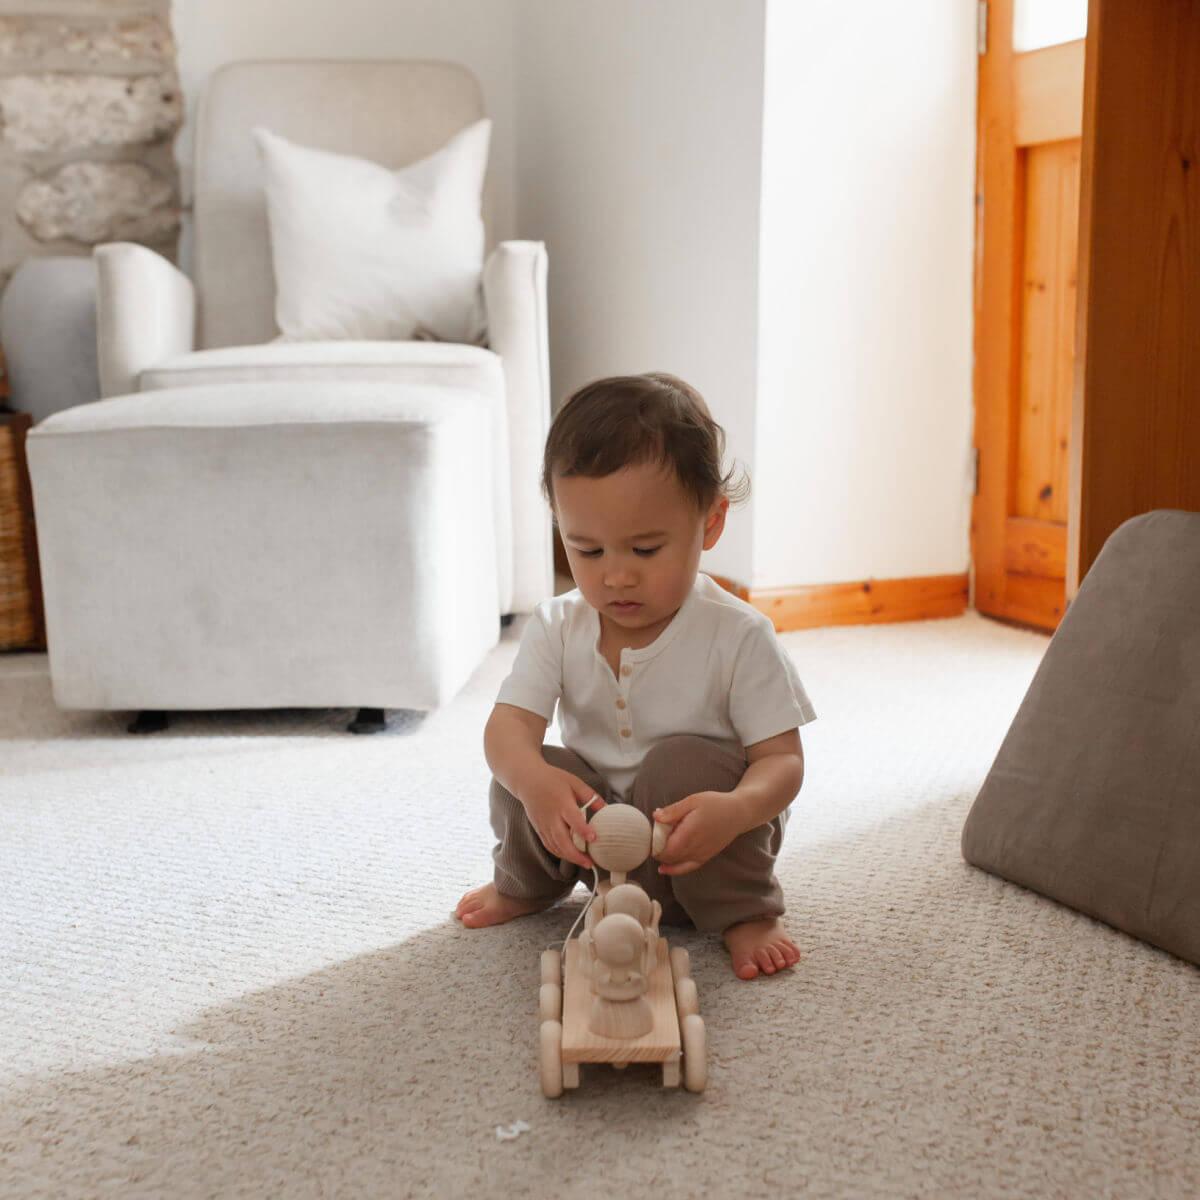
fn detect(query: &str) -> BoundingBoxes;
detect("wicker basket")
[0,411,46,651]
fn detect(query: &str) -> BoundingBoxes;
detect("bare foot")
[454,882,554,928]
[722,917,801,980]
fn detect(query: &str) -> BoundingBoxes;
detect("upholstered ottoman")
[26,380,508,724]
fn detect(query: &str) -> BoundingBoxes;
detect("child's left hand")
[652,791,747,876]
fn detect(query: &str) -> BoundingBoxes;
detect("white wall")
[753,0,977,589]
[170,0,519,272]
[512,0,766,584]
[167,0,976,594]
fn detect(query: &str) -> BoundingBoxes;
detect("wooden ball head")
[604,883,652,926]
[572,804,653,878]
[592,911,645,969]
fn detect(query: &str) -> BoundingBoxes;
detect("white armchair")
[93,242,194,401]
[91,59,551,618]
[28,60,552,728]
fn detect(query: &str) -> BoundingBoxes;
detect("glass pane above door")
[1013,0,1088,52]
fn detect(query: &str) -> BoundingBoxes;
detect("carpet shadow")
[0,655,438,743]
[0,701,430,743]
[5,794,1200,1199]
[2,910,708,1198]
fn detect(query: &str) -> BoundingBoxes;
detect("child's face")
[553,461,727,635]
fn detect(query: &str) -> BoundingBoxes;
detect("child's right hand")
[521,766,606,869]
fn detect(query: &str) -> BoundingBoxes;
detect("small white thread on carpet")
[495,1120,531,1141]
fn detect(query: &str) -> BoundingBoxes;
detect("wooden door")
[1069,0,1200,593]
[973,0,1086,631]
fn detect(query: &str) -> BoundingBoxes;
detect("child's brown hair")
[540,372,749,513]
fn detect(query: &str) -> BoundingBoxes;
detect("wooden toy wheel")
[674,976,699,1019]
[681,1013,707,1093]
[539,982,562,1022]
[662,1056,681,1088]
[540,1020,564,1098]
[669,946,690,984]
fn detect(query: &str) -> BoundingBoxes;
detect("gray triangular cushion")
[962,509,1200,965]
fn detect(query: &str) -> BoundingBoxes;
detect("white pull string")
[548,793,605,965]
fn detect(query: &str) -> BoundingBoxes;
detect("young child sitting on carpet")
[454,372,816,980]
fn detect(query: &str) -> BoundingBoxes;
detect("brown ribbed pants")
[489,735,787,934]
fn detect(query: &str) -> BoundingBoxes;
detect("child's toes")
[781,943,801,966]
[734,955,759,980]
[768,944,787,971]
[754,947,777,975]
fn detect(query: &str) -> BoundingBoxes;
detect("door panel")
[973,0,1084,631]
[1013,41,1084,143]
[1016,138,1078,526]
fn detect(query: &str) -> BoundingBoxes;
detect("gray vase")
[0,256,101,425]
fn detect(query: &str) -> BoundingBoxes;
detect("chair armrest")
[93,242,196,398]
[483,239,553,612]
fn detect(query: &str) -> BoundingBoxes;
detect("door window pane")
[1013,0,1088,52]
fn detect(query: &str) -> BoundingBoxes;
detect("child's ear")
[702,497,729,550]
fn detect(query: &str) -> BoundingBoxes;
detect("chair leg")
[128,710,169,734]
[348,707,387,734]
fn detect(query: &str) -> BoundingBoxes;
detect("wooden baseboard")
[550,528,968,632]
[708,572,970,633]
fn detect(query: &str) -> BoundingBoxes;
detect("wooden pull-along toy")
[538,804,707,1096]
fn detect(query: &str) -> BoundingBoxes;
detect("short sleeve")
[495,605,563,722]
[728,618,817,748]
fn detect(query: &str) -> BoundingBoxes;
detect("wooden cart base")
[539,940,706,1095]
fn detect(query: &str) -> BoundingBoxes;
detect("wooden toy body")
[573,937,671,1052]
[538,929,706,1096]
[540,803,705,1096]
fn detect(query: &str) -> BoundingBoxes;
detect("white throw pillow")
[252,120,491,344]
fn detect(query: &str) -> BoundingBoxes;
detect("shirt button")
[616,698,626,710]
[620,728,632,738]
[620,664,632,677]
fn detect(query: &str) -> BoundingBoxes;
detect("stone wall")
[0,0,181,291]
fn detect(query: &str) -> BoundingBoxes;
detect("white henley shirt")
[496,572,817,799]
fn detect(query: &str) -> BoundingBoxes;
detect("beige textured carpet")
[2,613,1198,1198]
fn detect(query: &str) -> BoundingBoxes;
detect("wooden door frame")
[1065,0,1098,598]
[972,0,1085,629]
[972,0,1021,623]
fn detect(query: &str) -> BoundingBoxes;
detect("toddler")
[455,372,816,980]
